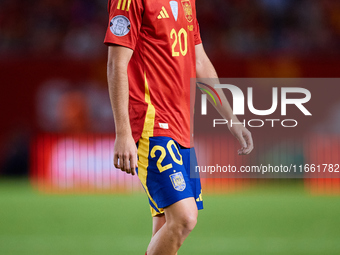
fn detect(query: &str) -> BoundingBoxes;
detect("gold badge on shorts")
[170,172,186,191]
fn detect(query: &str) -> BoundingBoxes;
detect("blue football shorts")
[136,136,203,217]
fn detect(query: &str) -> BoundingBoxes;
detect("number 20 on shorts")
[150,140,183,172]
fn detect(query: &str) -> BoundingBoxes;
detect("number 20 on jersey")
[170,28,188,57]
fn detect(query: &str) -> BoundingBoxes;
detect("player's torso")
[130,0,198,94]
[139,0,197,50]
[126,0,199,147]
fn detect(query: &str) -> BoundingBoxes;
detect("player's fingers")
[244,131,254,153]
[114,153,121,169]
[242,131,254,154]
[130,152,137,176]
[236,131,247,150]
[119,154,129,173]
[123,153,131,174]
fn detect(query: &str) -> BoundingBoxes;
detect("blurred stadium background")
[1,0,340,254]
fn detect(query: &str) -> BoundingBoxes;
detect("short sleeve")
[194,4,202,45]
[104,0,144,50]
[194,16,202,45]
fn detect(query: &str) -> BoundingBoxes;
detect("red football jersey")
[104,0,201,148]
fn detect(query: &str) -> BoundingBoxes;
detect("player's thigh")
[164,197,198,228]
[137,136,194,211]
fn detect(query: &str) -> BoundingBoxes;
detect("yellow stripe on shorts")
[136,72,164,216]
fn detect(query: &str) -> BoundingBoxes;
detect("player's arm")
[107,45,138,174]
[195,43,254,155]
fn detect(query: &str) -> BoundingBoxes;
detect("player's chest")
[142,0,196,31]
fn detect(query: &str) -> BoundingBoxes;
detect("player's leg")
[147,197,198,255]
[152,214,165,236]
[137,137,202,254]
[150,215,178,255]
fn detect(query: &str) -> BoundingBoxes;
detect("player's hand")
[113,134,138,175]
[228,123,254,155]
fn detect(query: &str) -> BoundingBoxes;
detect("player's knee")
[182,213,197,233]
[170,210,197,235]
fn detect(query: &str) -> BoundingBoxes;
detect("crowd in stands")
[0,0,107,58]
[0,0,339,58]
[199,0,340,57]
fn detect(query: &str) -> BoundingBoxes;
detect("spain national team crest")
[181,0,193,22]
[170,172,186,191]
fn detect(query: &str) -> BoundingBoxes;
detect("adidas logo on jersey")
[158,6,169,19]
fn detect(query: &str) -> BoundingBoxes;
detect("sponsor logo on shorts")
[110,15,131,37]
[170,172,186,191]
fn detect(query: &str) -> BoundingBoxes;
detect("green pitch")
[0,179,340,255]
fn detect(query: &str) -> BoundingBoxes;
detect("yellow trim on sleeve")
[117,0,122,9]
[117,0,131,11]
[121,0,127,10]
[126,0,132,11]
